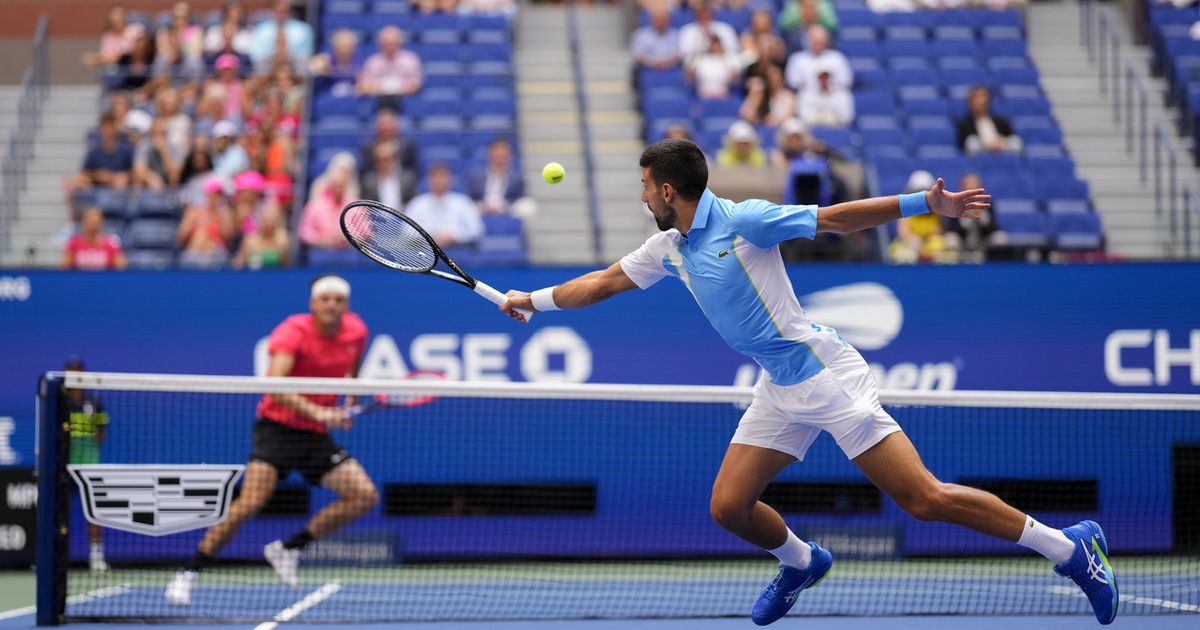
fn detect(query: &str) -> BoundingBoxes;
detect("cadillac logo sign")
[68,464,244,536]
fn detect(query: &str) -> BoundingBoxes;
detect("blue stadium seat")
[468,29,509,45]
[884,26,927,41]
[645,118,692,144]
[977,8,1023,29]
[327,0,365,14]
[414,12,462,32]
[1035,175,1090,201]
[410,44,461,63]
[477,215,528,266]
[420,115,466,132]
[836,8,880,28]
[466,44,513,63]
[313,93,370,120]
[994,211,1049,247]
[419,28,461,45]
[987,55,1032,70]
[699,98,741,120]
[470,114,515,133]
[981,39,1028,58]
[701,116,740,134]
[125,249,175,270]
[321,13,374,37]
[714,8,751,32]
[125,219,178,250]
[911,125,957,147]
[933,26,974,41]
[882,39,931,59]
[915,144,960,160]
[467,14,510,33]
[135,191,182,219]
[932,39,980,59]
[373,0,410,13]
[850,58,889,88]
[853,91,896,116]
[404,89,464,117]
[839,26,877,41]
[881,12,929,29]
[928,8,980,28]
[1046,199,1091,214]
[639,67,687,91]
[921,157,966,186]
[307,247,370,268]
[994,198,1039,214]
[643,92,691,120]
[839,40,881,60]
[992,66,1041,86]
[858,117,906,146]
[470,93,517,116]
[1050,212,1104,250]
[810,127,855,153]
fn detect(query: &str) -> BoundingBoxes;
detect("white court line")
[253,581,342,630]
[1047,585,1200,612]
[0,583,132,621]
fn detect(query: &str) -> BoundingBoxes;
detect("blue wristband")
[899,192,931,218]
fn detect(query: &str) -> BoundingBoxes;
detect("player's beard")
[649,200,678,232]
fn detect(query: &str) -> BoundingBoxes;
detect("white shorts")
[730,347,902,461]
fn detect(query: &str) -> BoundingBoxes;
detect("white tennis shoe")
[264,540,300,589]
[164,570,197,606]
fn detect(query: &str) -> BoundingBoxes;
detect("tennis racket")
[345,370,444,418]
[339,200,533,321]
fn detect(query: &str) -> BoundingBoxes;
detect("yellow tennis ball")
[542,162,565,184]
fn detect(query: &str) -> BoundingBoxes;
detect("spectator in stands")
[416,0,461,14]
[204,20,254,71]
[122,109,153,150]
[943,172,1006,264]
[361,109,418,177]
[82,5,145,67]
[211,120,249,179]
[232,170,267,238]
[155,1,204,79]
[716,120,767,167]
[797,62,854,128]
[357,26,424,109]
[740,65,794,128]
[192,83,226,137]
[66,113,134,218]
[688,35,741,100]
[679,1,739,64]
[234,200,291,269]
[250,0,313,73]
[632,10,682,70]
[890,170,950,264]
[771,117,816,167]
[214,54,247,121]
[362,140,417,211]
[300,152,360,249]
[468,138,528,216]
[783,26,851,93]
[106,93,133,130]
[662,122,694,141]
[777,0,838,48]
[309,29,362,97]
[180,139,214,205]
[61,208,127,271]
[956,85,1022,155]
[177,176,235,269]
[155,88,192,158]
[405,164,485,247]
[739,9,786,82]
[114,32,158,92]
[133,118,185,191]
[204,1,252,57]
[459,0,517,17]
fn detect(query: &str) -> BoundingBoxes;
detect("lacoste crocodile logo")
[718,249,731,258]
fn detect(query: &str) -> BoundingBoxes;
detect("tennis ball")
[542,162,565,184]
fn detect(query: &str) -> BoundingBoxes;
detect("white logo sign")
[0,276,31,301]
[0,418,18,465]
[1105,329,1200,387]
[801,282,902,351]
[68,464,244,536]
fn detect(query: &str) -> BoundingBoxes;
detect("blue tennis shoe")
[750,542,832,625]
[1054,520,1118,625]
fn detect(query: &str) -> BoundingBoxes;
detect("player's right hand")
[501,290,534,323]
[313,406,353,430]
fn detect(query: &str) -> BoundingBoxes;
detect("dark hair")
[99,112,118,127]
[64,355,85,370]
[428,162,452,175]
[639,138,708,201]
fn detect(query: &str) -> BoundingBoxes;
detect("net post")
[36,374,66,626]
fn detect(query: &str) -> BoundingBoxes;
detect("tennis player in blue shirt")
[501,139,1118,625]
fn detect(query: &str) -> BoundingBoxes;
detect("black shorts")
[250,418,351,485]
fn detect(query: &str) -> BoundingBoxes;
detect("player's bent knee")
[709,494,749,530]
[900,484,949,522]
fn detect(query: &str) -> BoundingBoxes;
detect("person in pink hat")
[214,53,245,120]
[177,175,235,269]
[233,170,266,236]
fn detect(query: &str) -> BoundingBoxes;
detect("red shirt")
[256,312,368,433]
[65,234,123,270]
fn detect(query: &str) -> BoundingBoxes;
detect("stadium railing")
[0,14,49,259]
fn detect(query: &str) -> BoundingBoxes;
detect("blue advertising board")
[1,264,1198,469]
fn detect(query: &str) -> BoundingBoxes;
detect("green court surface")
[0,571,34,614]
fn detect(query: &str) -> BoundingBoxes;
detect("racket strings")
[342,204,436,273]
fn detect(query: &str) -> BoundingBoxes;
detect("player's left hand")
[501,290,533,323]
[926,177,990,220]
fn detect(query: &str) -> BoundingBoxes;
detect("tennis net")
[37,371,1200,624]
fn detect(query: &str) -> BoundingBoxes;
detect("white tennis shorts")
[731,347,902,461]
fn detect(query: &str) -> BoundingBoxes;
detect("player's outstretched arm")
[816,178,991,234]
[502,260,638,319]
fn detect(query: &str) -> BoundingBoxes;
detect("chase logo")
[800,282,903,350]
[68,464,244,536]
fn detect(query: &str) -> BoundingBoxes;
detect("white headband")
[311,276,351,299]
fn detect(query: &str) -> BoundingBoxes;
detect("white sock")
[90,542,104,556]
[1017,515,1076,566]
[767,528,812,570]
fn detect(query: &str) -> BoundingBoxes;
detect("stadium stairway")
[0,85,99,268]
[575,4,657,262]
[516,5,596,264]
[1028,0,1191,258]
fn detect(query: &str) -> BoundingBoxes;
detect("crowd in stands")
[633,0,1100,264]
[62,0,523,271]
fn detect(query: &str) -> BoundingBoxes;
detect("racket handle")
[474,281,534,321]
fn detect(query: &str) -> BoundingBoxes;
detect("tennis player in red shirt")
[166,275,378,605]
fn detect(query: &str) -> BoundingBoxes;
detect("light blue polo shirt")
[620,189,845,386]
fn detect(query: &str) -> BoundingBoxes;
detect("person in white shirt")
[404,164,485,247]
[679,1,740,65]
[689,35,742,100]
[784,26,851,93]
[955,86,1022,155]
[797,64,855,128]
